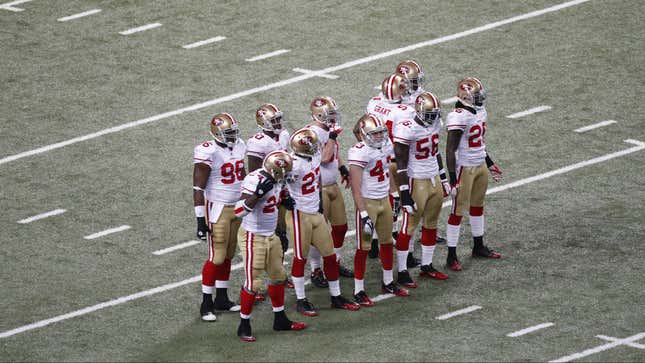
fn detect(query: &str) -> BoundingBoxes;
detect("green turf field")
[1,0,644,361]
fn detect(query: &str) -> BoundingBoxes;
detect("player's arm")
[436,152,450,197]
[337,145,350,188]
[321,139,335,163]
[318,173,324,213]
[246,155,263,173]
[446,130,463,191]
[394,142,416,214]
[349,164,375,236]
[485,153,503,182]
[234,174,275,218]
[193,163,210,240]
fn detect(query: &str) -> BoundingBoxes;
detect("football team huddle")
[191,60,504,342]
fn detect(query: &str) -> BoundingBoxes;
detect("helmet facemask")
[417,107,441,127]
[362,127,388,149]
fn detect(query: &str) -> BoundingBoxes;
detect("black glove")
[359,211,374,237]
[276,229,289,253]
[254,176,275,197]
[196,216,209,241]
[329,131,338,140]
[280,194,295,211]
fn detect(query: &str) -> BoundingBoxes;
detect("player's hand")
[254,176,275,197]
[280,194,295,211]
[196,217,210,241]
[390,192,401,218]
[331,124,343,135]
[489,164,503,182]
[441,180,451,198]
[449,183,460,197]
[399,187,417,215]
[360,211,374,237]
[338,165,350,189]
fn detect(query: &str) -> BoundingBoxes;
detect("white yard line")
[119,23,162,35]
[83,225,131,240]
[549,332,645,362]
[17,209,66,224]
[507,322,555,337]
[292,68,339,79]
[371,293,393,302]
[506,105,552,119]
[435,305,482,320]
[152,240,202,255]
[1,138,642,339]
[245,49,290,62]
[57,9,102,22]
[596,335,645,349]
[0,0,591,166]
[0,0,31,12]
[441,96,459,105]
[574,120,617,133]
[182,36,226,49]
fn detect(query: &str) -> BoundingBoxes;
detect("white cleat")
[201,312,217,322]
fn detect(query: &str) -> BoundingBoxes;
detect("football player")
[393,92,450,289]
[366,74,418,265]
[445,77,504,271]
[193,113,245,322]
[234,150,306,342]
[286,127,360,316]
[349,114,409,306]
[306,96,354,281]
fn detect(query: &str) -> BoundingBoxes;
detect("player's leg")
[308,245,327,288]
[376,198,409,297]
[200,201,218,321]
[210,207,241,311]
[352,206,373,306]
[266,234,306,333]
[446,166,471,271]
[418,176,449,280]
[396,180,424,288]
[327,184,353,277]
[236,228,266,342]
[470,164,502,259]
[287,210,317,316]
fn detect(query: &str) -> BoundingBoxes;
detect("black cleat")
[330,295,360,311]
[296,298,318,317]
[310,268,329,288]
[338,264,354,278]
[406,253,421,269]
[381,281,409,296]
[353,290,374,307]
[200,299,216,322]
[237,318,255,342]
[396,270,418,288]
[273,311,307,331]
[214,298,241,312]
[436,235,447,244]
[368,239,380,259]
[472,245,502,259]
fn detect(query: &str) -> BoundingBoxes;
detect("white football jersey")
[401,88,425,106]
[308,124,338,186]
[393,118,443,179]
[366,96,416,141]
[193,139,246,204]
[445,105,487,167]
[246,130,290,159]
[240,170,281,236]
[347,141,391,199]
[286,153,321,214]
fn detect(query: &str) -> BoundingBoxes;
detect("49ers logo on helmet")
[257,109,266,117]
[299,136,312,145]
[274,159,286,167]
[212,118,224,126]
[398,65,410,74]
[460,83,473,91]
[313,99,325,107]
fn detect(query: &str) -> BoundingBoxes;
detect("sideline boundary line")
[0,0,590,166]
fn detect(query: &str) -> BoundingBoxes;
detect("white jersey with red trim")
[286,153,321,214]
[308,123,339,186]
[393,118,443,179]
[239,170,281,236]
[193,139,246,204]
[445,105,487,167]
[366,96,416,142]
[347,141,391,199]
[246,130,290,159]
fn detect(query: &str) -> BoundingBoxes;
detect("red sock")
[396,233,412,251]
[291,258,306,278]
[240,288,255,316]
[470,206,484,216]
[267,284,285,309]
[331,224,348,249]
[222,258,231,281]
[379,243,394,270]
[354,249,368,280]
[323,255,340,281]
[202,260,216,287]
[421,228,437,246]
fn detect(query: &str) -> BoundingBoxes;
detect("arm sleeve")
[392,123,413,145]
[446,111,468,132]
[193,143,213,168]
[245,136,266,158]
[241,174,258,195]
[347,145,368,168]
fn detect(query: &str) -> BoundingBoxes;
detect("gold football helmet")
[310,96,341,128]
[415,92,442,127]
[263,150,293,182]
[210,113,240,147]
[395,60,425,91]
[457,77,486,107]
[255,103,284,132]
[289,127,319,157]
[358,114,388,148]
[381,74,411,103]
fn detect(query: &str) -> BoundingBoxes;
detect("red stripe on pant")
[240,287,255,316]
[268,284,285,309]
[355,209,362,250]
[331,224,348,249]
[470,206,484,216]
[323,254,340,281]
[354,249,368,280]
[245,231,254,291]
[379,243,394,270]
[292,210,303,259]
[421,228,437,246]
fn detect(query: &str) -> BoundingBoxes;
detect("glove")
[328,131,338,140]
[196,216,209,241]
[254,176,275,197]
[441,180,451,198]
[390,192,401,219]
[339,165,350,188]
[276,229,289,253]
[489,164,503,182]
[280,194,295,211]
[360,211,374,237]
[331,124,343,135]
[399,186,417,215]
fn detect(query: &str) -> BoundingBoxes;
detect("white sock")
[293,276,306,299]
[382,269,393,285]
[408,234,415,253]
[272,305,284,312]
[421,245,435,266]
[202,284,213,294]
[354,279,364,293]
[397,250,408,272]
[328,280,340,297]
[446,223,461,247]
[309,247,322,270]
[470,215,484,238]
[215,280,228,288]
[240,313,251,319]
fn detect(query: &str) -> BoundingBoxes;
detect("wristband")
[399,185,409,191]
[193,186,204,192]
[485,155,495,168]
[396,168,407,174]
[194,205,206,217]
[360,210,369,218]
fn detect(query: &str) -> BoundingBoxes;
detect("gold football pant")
[237,227,287,293]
